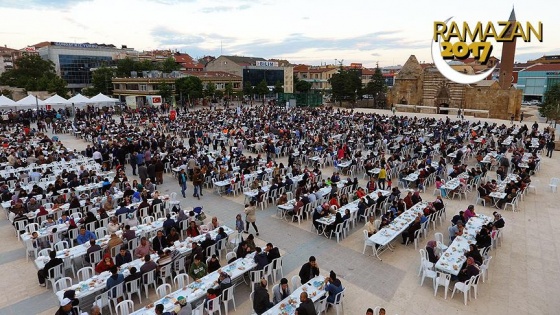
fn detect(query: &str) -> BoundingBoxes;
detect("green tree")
[160,57,180,73]
[329,67,361,105]
[539,83,560,122]
[136,60,156,72]
[214,90,224,99]
[273,80,284,94]
[224,82,234,97]
[116,57,136,77]
[255,79,269,101]
[243,84,253,98]
[88,66,115,95]
[364,67,387,106]
[204,82,217,97]
[158,82,173,103]
[295,80,312,93]
[176,76,203,101]
[0,54,68,97]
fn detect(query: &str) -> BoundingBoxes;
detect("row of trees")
[0,55,69,97]
[539,83,560,124]
[328,66,388,105]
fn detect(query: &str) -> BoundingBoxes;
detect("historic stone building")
[389,9,522,120]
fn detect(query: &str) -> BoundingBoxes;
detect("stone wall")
[464,87,522,120]
[422,70,465,108]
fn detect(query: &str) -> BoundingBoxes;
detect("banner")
[125,96,137,109]
[146,95,162,107]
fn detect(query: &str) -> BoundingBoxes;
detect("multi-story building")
[527,55,560,65]
[293,65,338,91]
[517,64,560,102]
[204,55,294,93]
[0,46,16,75]
[33,41,133,92]
[112,71,242,106]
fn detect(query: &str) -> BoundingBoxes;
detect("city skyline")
[0,0,558,67]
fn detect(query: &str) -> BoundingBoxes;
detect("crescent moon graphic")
[431,17,497,85]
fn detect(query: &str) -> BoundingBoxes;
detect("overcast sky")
[0,0,557,67]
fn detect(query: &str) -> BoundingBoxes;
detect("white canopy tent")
[89,93,118,106]
[44,94,71,109]
[16,95,46,109]
[67,94,91,108]
[0,95,17,109]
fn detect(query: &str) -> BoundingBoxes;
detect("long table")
[434,214,492,275]
[264,276,327,315]
[130,256,257,314]
[368,201,429,260]
[55,253,161,304]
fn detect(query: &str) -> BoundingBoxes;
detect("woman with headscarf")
[325,212,344,235]
[465,244,483,265]
[426,240,439,263]
[186,221,200,237]
[411,191,423,205]
[95,253,115,274]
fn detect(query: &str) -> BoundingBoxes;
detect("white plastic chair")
[205,295,222,315]
[174,273,189,290]
[451,277,473,305]
[549,177,559,193]
[125,277,142,304]
[142,269,157,298]
[77,267,94,282]
[327,289,345,315]
[221,285,236,315]
[248,292,257,315]
[329,223,344,243]
[54,277,73,292]
[480,256,492,282]
[225,252,237,262]
[47,264,64,292]
[434,271,451,299]
[54,241,69,252]
[291,275,301,292]
[142,216,155,224]
[470,274,481,299]
[271,257,284,283]
[419,260,437,288]
[362,230,376,255]
[115,300,134,315]
[156,283,172,299]
[63,255,76,278]
[315,297,327,315]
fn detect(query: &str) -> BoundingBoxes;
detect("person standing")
[130,152,138,176]
[193,168,204,200]
[510,114,514,124]
[244,200,259,236]
[377,167,387,190]
[178,169,188,198]
[546,140,555,158]
[520,112,524,122]
[138,163,148,186]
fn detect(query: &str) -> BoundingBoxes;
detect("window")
[139,84,147,91]
[58,54,113,85]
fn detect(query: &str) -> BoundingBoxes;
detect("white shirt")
[93,151,102,160]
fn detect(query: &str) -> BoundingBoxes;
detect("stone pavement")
[0,107,559,315]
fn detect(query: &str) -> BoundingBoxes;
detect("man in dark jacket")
[295,292,316,315]
[401,216,422,245]
[298,256,320,284]
[253,247,268,270]
[253,279,272,314]
[265,243,280,264]
[37,250,63,286]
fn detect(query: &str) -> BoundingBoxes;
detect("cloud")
[200,3,252,13]
[225,31,423,57]
[0,0,92,8]
[302,16,309,20]
[371,53,381,56]
[516,50,560,63]
[148,0,196,4]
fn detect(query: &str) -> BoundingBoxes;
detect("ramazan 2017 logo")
[431,17,543,84]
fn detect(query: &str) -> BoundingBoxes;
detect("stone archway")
[436,85,451,114]
[400,97,407,105]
